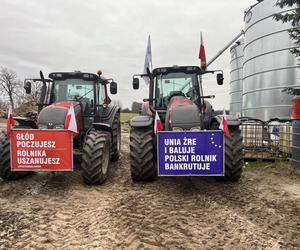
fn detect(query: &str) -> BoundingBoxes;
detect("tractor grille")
[38,108,68,129]
[171,106,201,130]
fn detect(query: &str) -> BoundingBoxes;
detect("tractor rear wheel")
[81,130,111,185]
[111,112,121,162]
[130,127,156,181]
[219,128,244,181]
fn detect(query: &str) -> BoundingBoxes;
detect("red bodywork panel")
[167,96,199,130]
[292,97,300,120]
[167,96,196,111]
[49,101,79,109]
[37,101,83,130]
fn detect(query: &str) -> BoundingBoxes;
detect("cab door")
[95,83,107,122]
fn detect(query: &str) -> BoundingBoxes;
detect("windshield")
[155,72,201,108]
[52,79,95,116]
[52,79,94,102]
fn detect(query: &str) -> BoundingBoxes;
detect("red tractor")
[130,65,243,181]
[0,70,121,185]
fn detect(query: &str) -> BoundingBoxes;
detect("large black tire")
[0,130,33,181]
[219,128,244,181]
[111,112,121,162]
[130,127,156,181]
[81,131,111,185]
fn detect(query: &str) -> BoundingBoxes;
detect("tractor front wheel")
[0,126,33,181]
[219,128,244,181]
[130,127,156,181]
[81,131,111,185]
[0,132,31,180]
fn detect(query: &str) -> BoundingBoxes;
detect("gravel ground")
[0,133,299,249]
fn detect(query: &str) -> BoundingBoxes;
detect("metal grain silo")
[242,0,300,121]
[230,38,244,116]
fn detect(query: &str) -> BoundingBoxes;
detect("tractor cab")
[24,71,117,132]
[153,66,203,110]
[133,66,223,130]
[50,72,100,118]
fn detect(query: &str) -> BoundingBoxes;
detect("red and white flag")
[198,32,207,70]
[6,106,15,138]
[219,109,229,135]
[154,111,163,134]
[64,103,78,136]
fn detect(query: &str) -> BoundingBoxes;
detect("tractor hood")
[37,101,82,129]
[166,96,201,130]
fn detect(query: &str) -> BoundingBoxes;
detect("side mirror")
[133,78,139,90]
[217,73,224,85]
[110,81,117,94]
[24,81,32,94]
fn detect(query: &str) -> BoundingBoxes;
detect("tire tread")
[130,127,155,181]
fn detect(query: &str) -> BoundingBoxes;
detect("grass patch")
[245,161,274,170]
[121,113,138,133]
[121,113,137,123]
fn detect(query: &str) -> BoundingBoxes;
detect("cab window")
[98,83,106,104]
[52,79,95,115]
[155,73,200,108]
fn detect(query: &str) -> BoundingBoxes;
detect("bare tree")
[24,80,42,104]
[0,67,22,111]
[0,98,8,117]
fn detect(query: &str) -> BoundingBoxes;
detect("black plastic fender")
[213,115,241,126]
[97,104,120,128]
[130,115,153,128]
[92,122,112,132]
[93,104,120,152]
[13,117,38,129]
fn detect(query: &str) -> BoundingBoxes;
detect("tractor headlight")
[190,127,201,131]
[38,124,48,129]
[54,125,64,129]
[172,127,184,132]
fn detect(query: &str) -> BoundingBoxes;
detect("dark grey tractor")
[130,65,243,181]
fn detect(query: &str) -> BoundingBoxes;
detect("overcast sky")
[0,0,255,109]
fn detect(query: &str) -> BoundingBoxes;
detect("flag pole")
[199,32,201,69]
[150,35,153,71]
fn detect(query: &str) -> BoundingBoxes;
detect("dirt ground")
[0,133,299,250]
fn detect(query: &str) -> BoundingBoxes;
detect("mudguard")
[93,105,120,153]
[13,117,38,129]
[92,122,112,132]
[130,115,153,128]
[98,104,120,127]
[214,115,241,126]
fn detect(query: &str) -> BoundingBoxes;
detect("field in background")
[1,114,136,131]
[121,113,137,132]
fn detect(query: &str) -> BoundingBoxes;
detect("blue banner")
[157,131,224,176]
